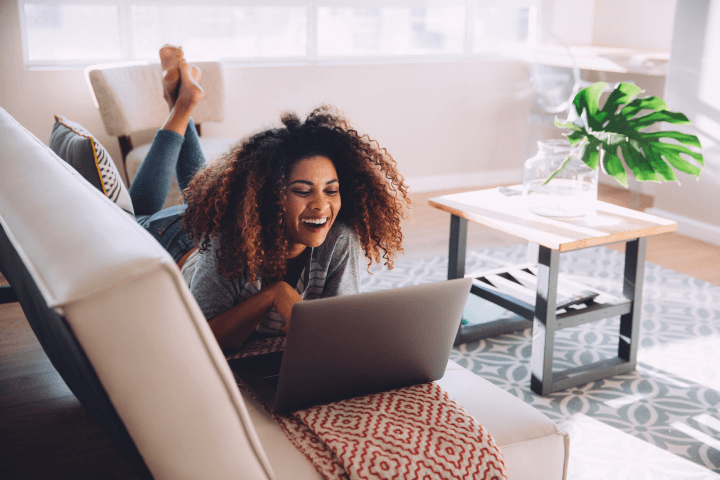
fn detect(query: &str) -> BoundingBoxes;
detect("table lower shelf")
[463,265,631,330]
[455,294,532,345]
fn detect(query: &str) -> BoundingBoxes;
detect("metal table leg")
[447,215,531,345]
[530,238,648,395]
[530,246,560,395]
[448,215,467,281]
[619,237,647,367]
[448,215,467,345]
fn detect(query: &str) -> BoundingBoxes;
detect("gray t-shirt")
[181,221,361,335]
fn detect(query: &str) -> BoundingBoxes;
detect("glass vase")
[523,139,598,218]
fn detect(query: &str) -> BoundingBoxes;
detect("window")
[130,5,307,60]
[317,6,466,57]
[19,0,537,68]
[23,3,122,63]
[472,5,534,54]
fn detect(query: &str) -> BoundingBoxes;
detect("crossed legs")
[128,46,208,217]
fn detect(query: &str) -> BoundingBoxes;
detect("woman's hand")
[270,281,303,333]
[207,281,300,350]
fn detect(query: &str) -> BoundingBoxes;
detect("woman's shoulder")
[324,220,359,246]
[311,221,360,263]
[191,236,247,284]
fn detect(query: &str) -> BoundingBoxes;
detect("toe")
[159,45,184,69]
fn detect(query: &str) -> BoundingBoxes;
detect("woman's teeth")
[302,217,327,226]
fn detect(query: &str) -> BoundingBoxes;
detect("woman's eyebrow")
[288,179,339,186]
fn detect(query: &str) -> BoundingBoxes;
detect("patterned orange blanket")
[230,338,508,480]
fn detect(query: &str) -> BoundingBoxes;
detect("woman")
[130,46,410,352]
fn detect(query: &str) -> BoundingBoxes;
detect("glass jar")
[523,139,598,218]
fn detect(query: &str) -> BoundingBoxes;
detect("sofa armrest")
[0,107,277,480]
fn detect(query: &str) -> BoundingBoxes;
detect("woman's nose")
[308,192,326,210]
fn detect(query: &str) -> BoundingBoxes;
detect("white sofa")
[0,107,569,480]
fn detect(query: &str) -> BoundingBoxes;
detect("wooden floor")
[1,184,719,479]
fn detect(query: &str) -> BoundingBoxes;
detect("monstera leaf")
[551,82,704,187]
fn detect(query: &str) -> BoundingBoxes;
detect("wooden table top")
[428,186,677,252]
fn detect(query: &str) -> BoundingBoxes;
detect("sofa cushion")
[49,115,135,215]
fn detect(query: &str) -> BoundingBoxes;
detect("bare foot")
[159,44,184,109]
[160,61,204,136]
[175,61,204,112]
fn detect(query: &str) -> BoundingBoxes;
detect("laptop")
[229,277,472,413]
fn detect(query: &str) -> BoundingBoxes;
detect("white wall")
[646,0,720,243]
[0,0,534,194]
[545,0,676,50]
[548,0,597,45]
[593,0,677,49]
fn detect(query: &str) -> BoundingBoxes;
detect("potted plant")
[523,82,705,217]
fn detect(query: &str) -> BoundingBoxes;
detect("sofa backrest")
[0,107,275,480]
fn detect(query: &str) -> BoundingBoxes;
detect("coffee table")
[429,186,677,395]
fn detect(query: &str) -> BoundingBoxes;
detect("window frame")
[18,0,540,69]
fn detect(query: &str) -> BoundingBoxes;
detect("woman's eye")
[325,190,339,196]
[292,190,311,196]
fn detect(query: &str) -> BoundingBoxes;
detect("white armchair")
[85,61,236,205]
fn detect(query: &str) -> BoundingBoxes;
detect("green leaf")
[553,81,704,184]
[654,142,705,165]
[641,145,676,182]
[644,131,702,148]
[628,110,691,130]
[649,143,704,176]
[601,146,628,187]
[581,142,600,169]
[619,96,669,119]
[621,144,661,182]
[573,82,607,130]
[554,116,582,131]
[566,130,586,145]
[599,83,642,122]
[661,151,702,177]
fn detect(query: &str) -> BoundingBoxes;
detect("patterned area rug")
[359,244,720,480]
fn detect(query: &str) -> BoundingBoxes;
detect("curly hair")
[183,105,410,283]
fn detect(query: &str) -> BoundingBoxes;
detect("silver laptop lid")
[272,277,472,412]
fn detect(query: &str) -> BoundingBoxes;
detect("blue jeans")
[129,118,207,263]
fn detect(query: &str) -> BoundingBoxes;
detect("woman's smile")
[301,216,328,228]
[284,156,341,258]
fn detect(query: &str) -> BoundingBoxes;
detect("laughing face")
[283,155,341,258]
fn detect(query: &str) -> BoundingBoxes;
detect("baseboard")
[405,169,522,193]
[645,208,720,247]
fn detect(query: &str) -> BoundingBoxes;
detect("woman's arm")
[187,241,302,350]
[207,281,302,351]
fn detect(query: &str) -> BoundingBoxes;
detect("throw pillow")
[49,115,134,216]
